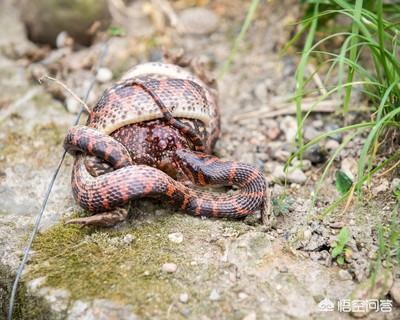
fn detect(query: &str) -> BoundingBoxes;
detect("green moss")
[26,213,249,318]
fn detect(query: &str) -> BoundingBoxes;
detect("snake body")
[64,62,266,225]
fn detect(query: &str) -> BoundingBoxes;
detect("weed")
[331,226,350,265]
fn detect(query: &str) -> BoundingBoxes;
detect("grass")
[286,0,400,203]
[286,0,400,273]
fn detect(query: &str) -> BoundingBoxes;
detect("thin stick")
[377,158,400,178]
[7,41,109,320]
[342,183,356,214]
[39,75,91,113]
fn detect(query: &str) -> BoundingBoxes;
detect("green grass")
[287,0,400,200]
[286,0,400,271]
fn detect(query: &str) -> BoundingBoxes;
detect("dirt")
[0,0,399,319]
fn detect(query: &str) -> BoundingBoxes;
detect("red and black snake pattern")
[64,62,266,225]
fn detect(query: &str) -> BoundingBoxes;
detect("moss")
[0,264,53,320]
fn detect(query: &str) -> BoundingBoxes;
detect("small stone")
[66,96,81,113]
[304,127,320,142]
[209,289,220,301]
[242,312,257,320]
[123,234,134,245]
[238,292,248,300]
[266,126,281,140]
[180,8,219,35]
[168,232,183,244]
[143,270,150,276]
[391,178,400,192]
[179,293,189,304]
[303,144,326,164]
[341,157,358,180]
[96,67,113,83]
[161,263,177,273]
[274,149,290,162]
[338,269,352,281]
[325,139,340,152]
[390,278,400,305]
[254,82,268,102]
[303,229,312,241]
[278,265,288,273]
[288,169,307,185]
[271,164,285,182]
[280,116,297,142]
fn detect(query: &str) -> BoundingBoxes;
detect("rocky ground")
[0,0,399,319]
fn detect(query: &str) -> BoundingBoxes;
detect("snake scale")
[64,61,267,226]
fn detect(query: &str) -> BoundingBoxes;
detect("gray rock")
[303,144,326,164]
[288,169,307,185]
[180,8,219,35]
[303,127,320,142]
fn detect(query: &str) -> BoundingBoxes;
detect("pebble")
[161,263,177,273]
[271,165,285,182]
[96,67,113,83]
[390,278,400,305]
[288,169,307,185]
[391,178,400,192]
[325,139,340,152]
[338,269,352,281]
[180,8,219,35]
[179,293,189,304]
[280,116,297,142]
[168,232,183,244]
[303,127,320,142]
[123,234,134,245]
[66,96,80,113]
[303,229,312,241]
[238,292,248,300]
[303,145,326,164]
[209,289,220,301]
[341,158,357,180]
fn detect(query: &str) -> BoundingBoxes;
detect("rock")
[303,229,312,241]
[391,178,400,192]
[242,311,257,320]
[19,0,111,46]
[238,292,248,300]
[168,232,183,244]
[372,179,389,195]
[274,149,291,162]
[350,268,393,318]
[292,159,312,171]
[325,139,340,152]
[161,262,177,273]
[96,67,113,83]
[254,81,268,103]
[287,169,307,185]
[67,299,138,320]
[209,289,220,301]
[179,293,189,304]
[341,158,358,181]
[390,278,400,305]
[271,164,285,182]
[303,127,320,142]
[280,116,297,142]
[123,234,134,245]
[303,144,326,164]
[180,8,219,35]
[338,269,352,281]
[65,96,81,113]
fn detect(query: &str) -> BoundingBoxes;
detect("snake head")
[174,149,217,186]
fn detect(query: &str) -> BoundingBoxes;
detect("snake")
[64,61,266,226]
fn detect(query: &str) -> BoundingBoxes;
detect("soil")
[0,0,399,319]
